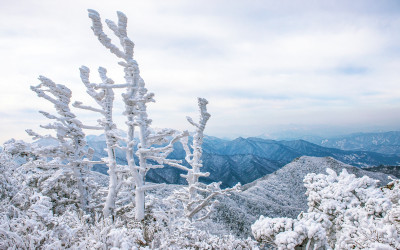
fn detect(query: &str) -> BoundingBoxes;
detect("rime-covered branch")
[88,9,134,61]
[185,182,240,221]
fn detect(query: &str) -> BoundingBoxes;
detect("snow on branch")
[88,9,134,61]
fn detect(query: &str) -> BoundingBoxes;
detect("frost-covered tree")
[170,98,240,221]
[26,76,95,212]
[181,98,213,220]
[78,9,188,221]
[73,65,125,218]
[252,168,400,249]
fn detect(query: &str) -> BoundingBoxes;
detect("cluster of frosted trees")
[252,168,400,249]
[26,9,237,223]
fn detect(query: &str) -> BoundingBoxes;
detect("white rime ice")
[26,76,94,212]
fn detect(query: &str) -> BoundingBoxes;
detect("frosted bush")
[75,218,146,249]
[155,225,258,249]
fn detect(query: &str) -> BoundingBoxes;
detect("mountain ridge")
[86,133,400,187]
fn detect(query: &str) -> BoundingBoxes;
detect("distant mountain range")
[86,132,400,187]
[314,131,400,155]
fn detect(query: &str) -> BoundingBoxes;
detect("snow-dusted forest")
[1,10,400,249]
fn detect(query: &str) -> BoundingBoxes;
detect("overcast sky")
[1,0,400,143]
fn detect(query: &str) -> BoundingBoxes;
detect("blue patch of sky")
[385,45,400,58]
[361,91,381,97]
[387,98,400,105]
[335,66,369,75]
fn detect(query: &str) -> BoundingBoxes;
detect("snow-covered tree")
[26,76,95,212]
[252,168,400,249]
[73,65,125,218]
[78,9,189,221]
[169,98,241,222]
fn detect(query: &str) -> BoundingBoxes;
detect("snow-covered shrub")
[155,226,258,250]
[0,169,89,249]
[0,139,34,199]
[13,159,100,215]
[2,139,32,160]
[74,217,146,249]
[0,155,138,249]
[252,213,329,249]
[252,168,400,249]
[0,143,18,199]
